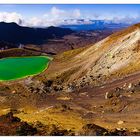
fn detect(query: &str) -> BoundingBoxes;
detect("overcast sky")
[0,4,140,27]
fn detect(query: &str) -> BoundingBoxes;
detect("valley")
[0,22,140,136]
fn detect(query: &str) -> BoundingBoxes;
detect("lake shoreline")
[0,55,52,82]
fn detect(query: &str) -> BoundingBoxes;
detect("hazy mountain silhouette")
[0,22,74,45]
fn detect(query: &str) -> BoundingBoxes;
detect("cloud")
[111,14,140,24]
[49,7,81,19]
[0,7,139,27]
[0,12,23,24]
[50,7,65,19]
[71,9,81,18]
[25,7,82,27]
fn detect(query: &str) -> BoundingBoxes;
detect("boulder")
[117,120,124,125]
[80,123,108,136]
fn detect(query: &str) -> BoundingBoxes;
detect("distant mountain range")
[61,20,130,31]
[0,22,74,45]
[0,21,130,45]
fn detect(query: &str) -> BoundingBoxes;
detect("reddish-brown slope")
[40,23,140,89]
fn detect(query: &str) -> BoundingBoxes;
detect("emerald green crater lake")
[0,56,51,81]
